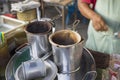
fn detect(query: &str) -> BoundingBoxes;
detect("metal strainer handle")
[72,20,80,31]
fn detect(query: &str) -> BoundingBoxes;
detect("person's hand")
[91,14,108,31]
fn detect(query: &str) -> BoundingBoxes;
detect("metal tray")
[5,45,96,80]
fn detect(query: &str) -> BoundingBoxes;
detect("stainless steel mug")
[21,59,46,80]
[49,30,83,73]
[24,21,52,59]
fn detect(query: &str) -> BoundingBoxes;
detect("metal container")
[24,21,53,59]
[20,59,47,80]
[5,44,57,80]
[57,48,97,80]
[49,29,83,73]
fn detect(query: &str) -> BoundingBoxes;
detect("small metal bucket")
[20,59,46,80]
[49,29,83,73]
[24,21,53,59]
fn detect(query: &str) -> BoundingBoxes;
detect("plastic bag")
[109,54,120,80]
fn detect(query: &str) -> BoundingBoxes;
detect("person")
[78,0,120,79]
[78,0,120,54]
[66,0,88,25]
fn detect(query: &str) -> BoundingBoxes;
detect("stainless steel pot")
[24,21,53,59]
[49,29,83,73]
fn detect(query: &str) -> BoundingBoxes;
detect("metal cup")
[49,30,83,73]
[21,59,46,80]
[24,21,52,59]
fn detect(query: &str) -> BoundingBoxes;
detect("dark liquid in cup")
[52,32,78,45]
[26,21,51,33]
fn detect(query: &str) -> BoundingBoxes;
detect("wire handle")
[72,20,80,31]
[82,71,97,80]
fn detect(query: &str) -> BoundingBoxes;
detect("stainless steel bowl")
[5,45,57,80]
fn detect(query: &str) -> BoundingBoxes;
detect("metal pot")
[49,29,83,73]
[24,21,53,59]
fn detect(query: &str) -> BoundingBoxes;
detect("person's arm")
[78,0,108,31]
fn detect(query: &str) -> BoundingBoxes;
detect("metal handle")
[15,43,29,53]
[51,14,62,21]
[50,14,62,28]
[72,20,80,31]
[41,51,52,61]
[82,71,97,80]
